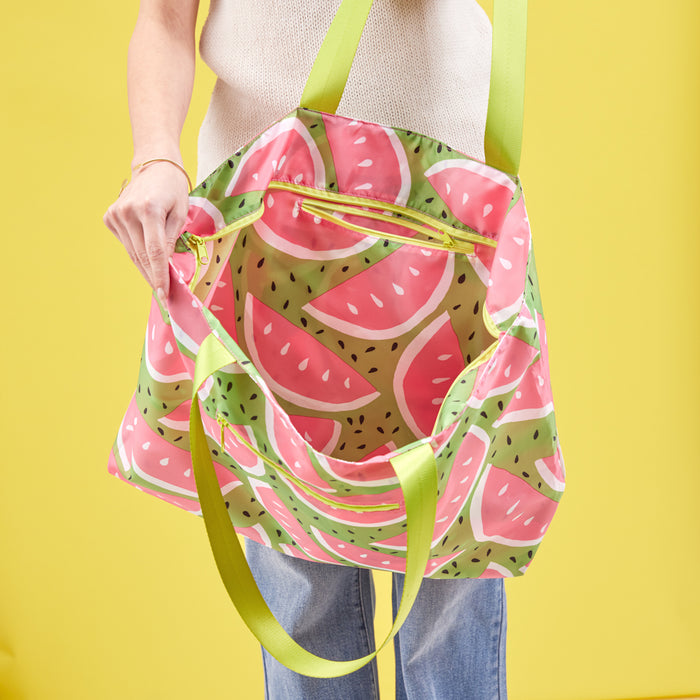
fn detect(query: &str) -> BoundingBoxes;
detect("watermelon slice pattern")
[109,108,564,579]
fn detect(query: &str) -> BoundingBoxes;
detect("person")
[104,1,507,697]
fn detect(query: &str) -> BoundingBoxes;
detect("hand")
[104,161,190,302]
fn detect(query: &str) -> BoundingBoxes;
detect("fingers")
[103,165,190,298]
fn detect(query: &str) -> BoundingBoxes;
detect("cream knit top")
[196,0,492,182]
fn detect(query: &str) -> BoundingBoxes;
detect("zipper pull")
[216,414,226,450]
[187,234,210,265]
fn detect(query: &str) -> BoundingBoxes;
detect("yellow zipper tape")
[270,180,498,248]
[216,414,400,513]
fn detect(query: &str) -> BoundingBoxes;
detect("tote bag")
[108,0,565,677]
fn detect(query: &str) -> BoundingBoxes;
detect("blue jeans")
[246,539,507,699]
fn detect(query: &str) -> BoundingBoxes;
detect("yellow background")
[2,1,699,698]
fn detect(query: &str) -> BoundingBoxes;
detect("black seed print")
[242,235,247,247]
[359,415,365,424]
[451,561,458,568]
[506,435,511,445]
[425,197,434,204]
[339,443,346,451]
[385,411,391,418]
[514,455,519,463]
[471,558,480,563]
[227,159,234,168]
[276,529,282,537]
[300,317,308,327]
[368,367,378,373]
[143,407,148,415]
[243,511,250,517]
[467,354,472,363]
[238,199,245,208]
[174,436,182,442]
[216,254,221,264]
[289,272,296,282]
[392,426,400,433]
[315,329,324,335]
[147,386,151,396]
[528,550,533,559]
[473,300,480,314]
[509,556,517,563]
[162,402,167,409]
[212,449,218,456]
[480,411,488,419]
[437,143,443,153]
[442,569,449,574]
[441,210,447,219]
[224,501,230,509]
[239,404,245,414]
[414,146,420,154]
[391,342,398,351]
[157,427,164,436]
[468,331,475,340]
[357,444,366,450]
[441,535,448,546]
[453,304,461,311]
[457,273,466,284]
[307,285,312,293]
[365,346,376,353]
[347,417,353,425]
[522,471,529,478]
[459,515,464,525]
[283,300,289,310]
[377,427,385,434]
[271,281,276,291]
[533,429,539,439]
[351,354,358,362]
[226,382,233,392]
[237,265,243,274]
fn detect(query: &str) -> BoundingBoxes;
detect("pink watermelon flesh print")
[424,158,515,236]
[323,114,411,205]
[430,425,491,544]
[247,479,340,564]
[255,189,377,260]
[244,293,380,412]
[112,396,239,505]
[470,464,559,547]
[394,311,467,438]
[303,247,454,340]
[289,414,342,454]
[143,299,191,385]
[225,116,325,197]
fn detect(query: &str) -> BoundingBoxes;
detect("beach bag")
[108,0,565,677]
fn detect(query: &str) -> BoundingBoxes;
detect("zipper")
[182,207,265,289]
[270,180,498,251]
[215,412,400,512]
[301,201,475,255]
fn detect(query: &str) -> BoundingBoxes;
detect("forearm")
[127,1,199,167]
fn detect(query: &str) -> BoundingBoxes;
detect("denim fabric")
[246,539,507,699]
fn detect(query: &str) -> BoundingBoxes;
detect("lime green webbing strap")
[300,0,527,175]
[484,0,528,175]
[190,333,438,677]
[299,0,374,114]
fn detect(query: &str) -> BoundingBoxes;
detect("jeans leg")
[245,539,380,700]
[392,574,507,700]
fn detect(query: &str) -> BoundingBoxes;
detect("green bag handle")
[300,0,528,175]
[190,334,439,677]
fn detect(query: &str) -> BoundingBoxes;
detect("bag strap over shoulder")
[190,333,439,678]
[300,0,528,175]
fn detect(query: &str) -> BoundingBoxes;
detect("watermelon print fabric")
[109,108,564,580]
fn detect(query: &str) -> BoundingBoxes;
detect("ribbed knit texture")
[196,0,492,182]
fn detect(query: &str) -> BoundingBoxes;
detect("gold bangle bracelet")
[119,158,193,195]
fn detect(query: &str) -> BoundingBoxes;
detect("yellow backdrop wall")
[2,1,698,698]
